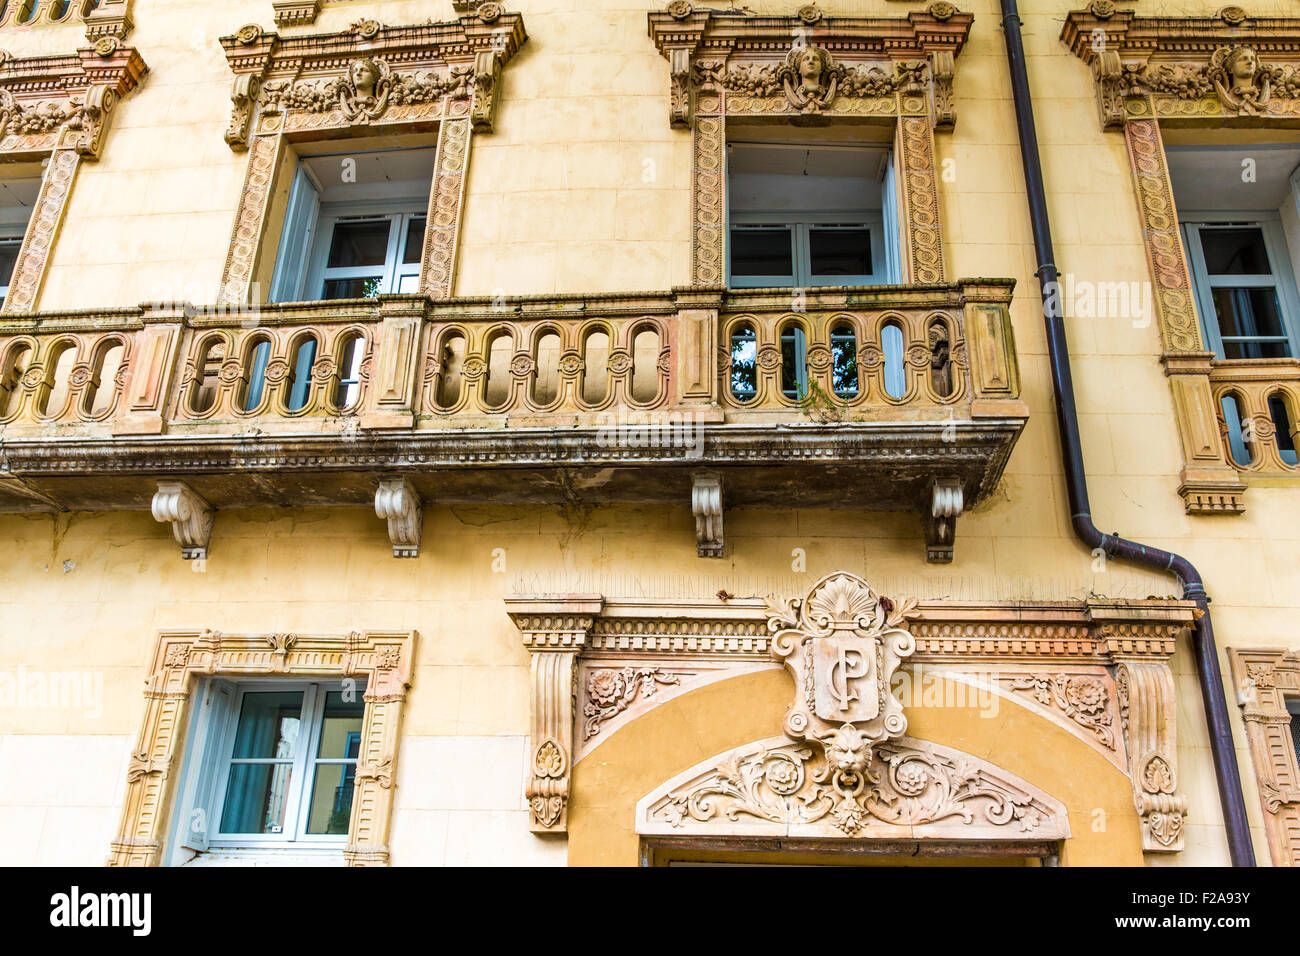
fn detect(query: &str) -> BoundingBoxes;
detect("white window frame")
[727,211,887,288]
[1181,211,1300,359]
[0,233,21,307]
[304,201,426,301]
[169,677,365,859]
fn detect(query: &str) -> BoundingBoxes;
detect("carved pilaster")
[1228,648,1300,865]
[895,114,945,285]
[691,471,723,558]
[507,596,603,833]
[374,478,422,558]
[151,481,214,561]
[1112,656,1187,852]
[924,478,963,564]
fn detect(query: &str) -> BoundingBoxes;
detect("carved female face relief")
[1211,45,1270,114]
[779,45,840,112]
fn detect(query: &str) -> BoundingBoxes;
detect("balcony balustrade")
[0,280,1026,560]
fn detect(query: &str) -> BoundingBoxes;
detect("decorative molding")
[83,0,134,42]
[691,470,723,558]
[272,0,322,27]
[374,477,422,558]
[1228,648,1300,866]
[107,628,416,867]
[924,477,963,564]
[648,4,971,286]
[1004,672,1116,752]
[507,595,603,833]
[150,480,213,561]
[582,665,681,740]
[0,41,147,313]
[1111,654,1186,852]
[216,10,526,304]
[638,734,1070,842]
[1063,11,1300,128]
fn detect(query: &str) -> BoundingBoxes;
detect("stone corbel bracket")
[691,470,723,558]
[647,2,973,130]
[374,477,422,558]
[219,8,527,150]
[108,627,416,866]
[506,595,604,833]
[1228,647,1300,865]
[151,480,214,561]
[272,0,323,28]
[83,0,135,42]
[1096,612,1188,853]
[924,477,963,564]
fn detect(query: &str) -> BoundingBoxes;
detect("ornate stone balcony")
[1209,357,1300,476]
[0,280,1025,561]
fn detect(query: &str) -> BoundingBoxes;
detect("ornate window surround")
[1228,647,1300,866]
[508,572,1196,855]
[1061,7,1300,515]
[107,627,417,867]
[0,38,146,313]
[217,6,526,306]
[647,2,972,288]
[0,0,131,38]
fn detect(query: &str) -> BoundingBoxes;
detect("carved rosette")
[507,596,604,833]
[639,735,1070,841]
[107,628,416,867]
[767,573,919,830]
[1228,649,1300,865]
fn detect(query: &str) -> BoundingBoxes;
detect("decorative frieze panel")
[0,41,147,313]
[107,628,417,867]
[638,734,1070,842]
[648,3,971,287]
[217,10,526,304]
[517,576,1192,857]
[1228,648,1300,866]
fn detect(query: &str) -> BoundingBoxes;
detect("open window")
[726,142,899,289]
[268,147,434,303]
[167,678,365,864]
[1171,145,1300,359]
[0,173,39,308]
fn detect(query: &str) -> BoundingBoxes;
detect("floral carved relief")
[583,667,681,740]
[1005,673,1116,751]
[641,735,1069,841]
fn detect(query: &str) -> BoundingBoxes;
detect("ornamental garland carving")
[583,666,681,740]
[641,735,1069,840]
[259,57,475,122]
[1005,673,1116,751]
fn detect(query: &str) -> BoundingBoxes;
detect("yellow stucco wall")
[0,0,1295,865]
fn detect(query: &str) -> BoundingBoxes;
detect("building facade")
[0,0,1296,867]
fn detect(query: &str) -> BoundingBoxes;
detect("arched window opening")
[0,343,31,417]
[437,333,466,408]
[581,330,609,405]
[241,339,272,412]
[532,331,562,406]
[830,324,858,398]
[334,333,365,410]
[881,322,906,400]
[1221,393,1254,467]
[729,324,757,402]
[780,324,808,400]
[928,318,953,398]
[286,335,318,412]
[631,327,661,404]
[483,333,512,409]
[1268,393,1298,467]
[86,342,124,417]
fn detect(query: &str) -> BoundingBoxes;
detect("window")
[726,143,898,288]
[1183,219,1300,359]
[269,148,434,303]
[170,679,365,860]
[0,175,39,308]
[1169,145,1300,359]
[1290,701,1300,769]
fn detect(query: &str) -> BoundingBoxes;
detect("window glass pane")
[1290,706,1300,767]
[730,227,793,278]
[0,241,20,291]
[220,764,294,834]
[809,228,871,278]
[403,216,427,265]
[326,219,391,269]
[1200,227,1272,275]
[323,277,383,300]
[315,691,364,759]
[396,274,420,294]
[1210,287,1290,358]
[230,692,303,759]
[305,757,358,835]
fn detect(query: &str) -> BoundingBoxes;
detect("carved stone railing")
[0,280,1025,561]
[1209,358,1300,476]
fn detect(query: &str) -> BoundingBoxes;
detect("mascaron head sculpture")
[779,44,841,112]
[340,56,393,122]
[1211,45,1270,115]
